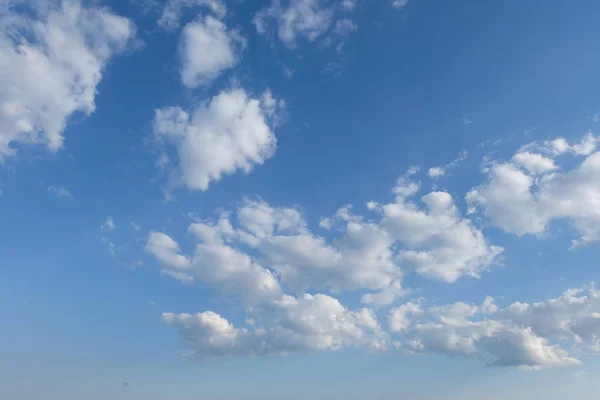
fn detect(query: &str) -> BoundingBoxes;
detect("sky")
[1,0,600,399]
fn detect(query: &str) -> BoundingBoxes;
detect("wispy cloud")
[48,186,73,199]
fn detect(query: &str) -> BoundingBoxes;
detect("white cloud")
[512,151,557,175]
[163,284,599,366]
[428,150,468,179]
[146,221,283,305]
[361,280,408,307]
[392,287,598,369]
[0,0,136,162]
[145,231,191,270]
[147,176,501,298]
[389,300,424,332]
[500,286,600,346]
[427,167,445,178]
[131,222,142,231]
[480,327,580,369]
[163,293,387,357]
[179,16,244,88]
[392,0,409,8]
[254,0,351,48]
[158,0,226,30]
[154,88,281,191]
[555,134,597,155]
[467,134,600,245]
[375,187,503,283]
[47,185,72,199]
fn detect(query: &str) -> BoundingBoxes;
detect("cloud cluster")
[0,0,136,161]
[163,294,387,357]
[467,133,600,246]
[146,178,509,360]
[393,285,600,369]
[147,177,501,299]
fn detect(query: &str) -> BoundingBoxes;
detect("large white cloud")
[146,221,282,305]
[154,89,281,191]
[372,179,503,283]
[146,176,502,302]
[0,0,136,161]
[467,133,600,246]
[178,15,244,88]
[391,286,600,369]
[163,293,387,358]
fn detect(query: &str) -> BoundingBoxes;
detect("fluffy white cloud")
[501,286,600,346]
[145,231,191,270]
[389,300,424,332]
[179,15,244,88]
[544,133,598,156]
[146,223,282,304]
[361,280,408,307]
[154,89,281,191]
[373,182,503,283]
[147,175,502,296]
[163,293,387,357]
[158,0,226,29]
[146,180,507,361]
[391,286,600,369]
[467,134,600,245]
[512,151,557,175]
[0,0,136,161]
[427,167,445,178]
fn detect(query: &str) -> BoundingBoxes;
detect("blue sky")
[1,0,600,399]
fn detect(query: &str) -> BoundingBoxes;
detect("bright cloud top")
[0,0,136,161]
[154,89,282,192]
[467,133,600,246]
[144,133,600,369]
[178,15,244,88]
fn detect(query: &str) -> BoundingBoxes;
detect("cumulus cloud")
[373,181,503,283]
[178,15,244,88]
[467,133,600,246]
[163,293,387,357]
[392,287,599,369]
[154,89,282,191]
[147,176,501,298]
[0,0,136,162]
[145,178,506,360]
